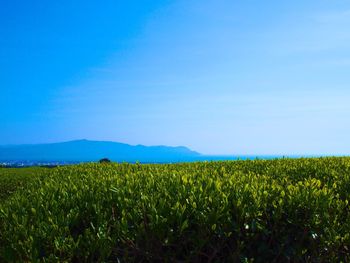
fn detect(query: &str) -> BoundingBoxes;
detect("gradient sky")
[1,0,350,155]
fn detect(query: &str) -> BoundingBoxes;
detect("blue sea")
[0,155,319,167]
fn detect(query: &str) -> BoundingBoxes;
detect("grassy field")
[0,157,349,262]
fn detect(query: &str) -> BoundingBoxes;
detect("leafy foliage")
[0,157,350,262]
[0,168,46,201]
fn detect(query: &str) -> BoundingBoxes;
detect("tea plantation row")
[0,167,46,201]
[0,157,349,262]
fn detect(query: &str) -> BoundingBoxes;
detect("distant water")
[0,155,314,167]
[159,155,314,163]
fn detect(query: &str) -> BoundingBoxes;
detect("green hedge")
[0,158,349,262]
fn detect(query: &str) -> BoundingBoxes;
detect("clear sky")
[1,0,350,155]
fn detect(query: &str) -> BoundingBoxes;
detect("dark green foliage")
[99,158,111,164]
[0,168,45,201]
[0,157,349,262]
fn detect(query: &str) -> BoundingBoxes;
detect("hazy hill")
[0,140,201,162]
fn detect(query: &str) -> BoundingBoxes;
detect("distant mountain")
[0,139,201,163]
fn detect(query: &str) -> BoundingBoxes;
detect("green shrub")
[99,158,111,164]
[0,158,349,262]
[0,168,45,201]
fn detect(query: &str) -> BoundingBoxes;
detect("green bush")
[0,158,349,262]
[0,168,45,201]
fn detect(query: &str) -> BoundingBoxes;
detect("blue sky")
[1,0,350,155]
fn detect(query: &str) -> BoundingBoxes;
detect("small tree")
[99,158,111,164]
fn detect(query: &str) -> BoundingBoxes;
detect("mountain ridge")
[0,139,201,162]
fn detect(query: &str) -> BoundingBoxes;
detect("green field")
[1,157,349,262]
[0,167,48,201]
